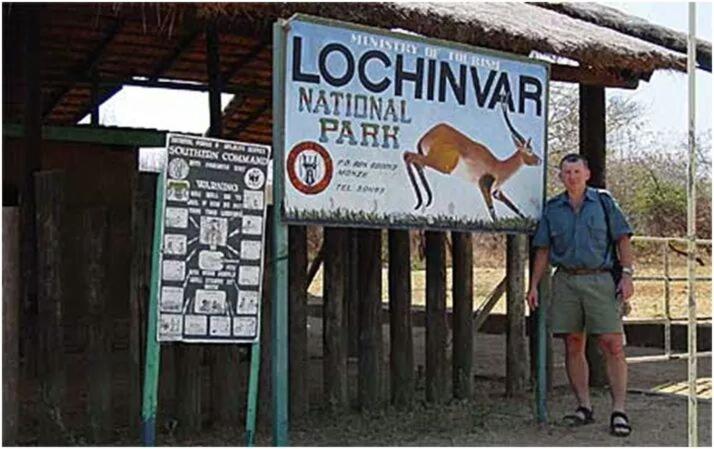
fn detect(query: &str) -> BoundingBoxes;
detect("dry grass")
[307,262,712,320]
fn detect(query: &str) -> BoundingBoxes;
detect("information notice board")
[157,133,270,343]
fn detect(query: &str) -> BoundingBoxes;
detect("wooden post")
[347,230,360,358]
[35,171,67,442]
[19,4,42,380]
[288,226,309,420]
[358,229,382,410]
[388,229,414,407]
[176,345,202,436]
[322,227,348,409]
[451,231,473,400]
[204,20,240,427]
[425,231,447,403]
[506,235,528,397]
[3,208,20,445]
[83,208,112,443]
[129,171,154,438]
[579,84,608,387]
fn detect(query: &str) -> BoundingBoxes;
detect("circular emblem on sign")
[244,167,265,190]
[167,157,189,180]
[287,141,333,195]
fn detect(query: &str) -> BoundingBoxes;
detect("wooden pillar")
[205,22,242,427]
[388,229,414,407]
[288,226,309,420]
[3,208,20,445]
[129,172,154,438]
[35,171,67,442]
[322,227,348,409]
[506,235,528,396]
[347,230,360,358]
[358,229,382,410]
[425,231,447,403]
[19,4,42,380]
[579,84,608,387]
[451,231,473,400]
[83,208,112,443]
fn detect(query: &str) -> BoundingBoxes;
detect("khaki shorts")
[551,270,623,335]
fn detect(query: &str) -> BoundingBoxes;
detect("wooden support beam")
[42,19,123,118]
[452,231,473,400]
[307,243,324,287]
[358,229,383,411]
[473,277,507,331]
[72,25,199,123]
[388,229,413,407]
[222,39,270,82]
[46,77,272,98]
[4,123,167,147]
[551,64,640,89]
[506,235,528,397]
[425,231,447,403]
[206,22,223,138]
[83,208,112,443]
[579,84,608,387]
[288,226,309,420]
[73,85,123,124]
[346,230,360,358]
[323,227,348,410]
[19,4,42,381]
[150,27,202,81]
[234,101,271,137]
[2,208,20,445]
[35,170,67,443]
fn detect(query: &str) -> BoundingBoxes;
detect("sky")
[89,2,713,140]
[605,2,712,136]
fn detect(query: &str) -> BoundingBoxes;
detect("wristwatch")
[622,267,634,276]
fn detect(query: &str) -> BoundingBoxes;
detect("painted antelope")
[403,95,541,221]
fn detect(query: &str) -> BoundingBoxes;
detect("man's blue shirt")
[532,187,632,269]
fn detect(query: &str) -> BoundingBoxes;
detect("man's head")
[558,153,591,193]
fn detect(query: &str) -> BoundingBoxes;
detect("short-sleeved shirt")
[532,187,632,270]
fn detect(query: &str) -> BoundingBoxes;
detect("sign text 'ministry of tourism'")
[280,15,549,232]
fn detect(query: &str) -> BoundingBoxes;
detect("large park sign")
[279,15,549,232]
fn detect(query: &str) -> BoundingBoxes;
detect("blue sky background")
[88,3,712,142]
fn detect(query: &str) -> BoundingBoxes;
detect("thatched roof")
[3,2,710,145]
[533,2,712,72]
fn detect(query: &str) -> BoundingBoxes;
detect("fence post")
[323,227,348,409]
[388,229,414,407]
[425,231,447,403]
[3,207,21,445]
[452,231,473,399]
[506,234,528,396]
[288,226,309,420]
[358,229,383,410]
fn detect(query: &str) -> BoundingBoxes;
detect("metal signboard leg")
[142,171,166,446]
[245,342,261,446]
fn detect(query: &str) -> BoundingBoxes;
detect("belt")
[558,267,609,275]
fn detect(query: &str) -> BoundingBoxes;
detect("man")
[527,153,635,437]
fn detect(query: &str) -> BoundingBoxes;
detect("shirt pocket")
[549,222,568,254]
[587,215,609,255]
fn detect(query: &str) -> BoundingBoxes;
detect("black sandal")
[610,411,632,437]
[563,406,594,426]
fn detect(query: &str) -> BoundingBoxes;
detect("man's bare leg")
[564,332,591,409]
[597,333,628,412]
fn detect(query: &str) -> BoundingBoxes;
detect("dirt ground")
[282,318,711,447]
[15,317,711,446]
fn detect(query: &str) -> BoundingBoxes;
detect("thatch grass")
[110,2,688,73]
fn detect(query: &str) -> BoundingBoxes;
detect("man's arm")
[526,247,550,309]
[617,235,635,300]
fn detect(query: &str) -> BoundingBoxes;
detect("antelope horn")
[499,92,526,145]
